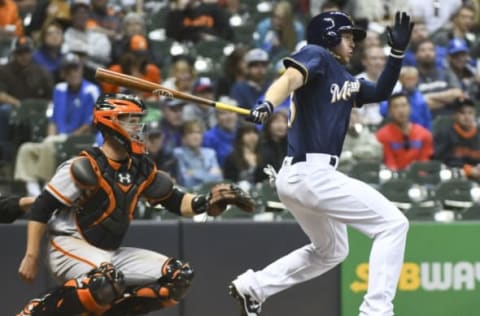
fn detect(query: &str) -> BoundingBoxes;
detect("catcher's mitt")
[207,183,256,217]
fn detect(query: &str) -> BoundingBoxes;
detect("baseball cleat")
[228,282,262,316]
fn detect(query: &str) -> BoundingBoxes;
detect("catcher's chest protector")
[75,148,156,249]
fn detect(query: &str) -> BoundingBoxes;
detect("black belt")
[291,154,337,167]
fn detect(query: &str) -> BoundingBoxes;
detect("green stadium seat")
[404,160,445,187]
[55,133,96,165]
[459,204,480,220]
[434,179,477,211]
[349,161,381,186]
[10,98,50,144]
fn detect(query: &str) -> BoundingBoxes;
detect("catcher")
[17,93,255,316]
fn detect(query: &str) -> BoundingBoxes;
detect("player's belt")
[291,153,337,167]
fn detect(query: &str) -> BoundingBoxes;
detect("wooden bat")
[95,68,251,116]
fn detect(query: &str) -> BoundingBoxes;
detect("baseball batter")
[229,11,414,316]
[17,93,252,316]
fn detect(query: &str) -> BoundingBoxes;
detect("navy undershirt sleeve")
[28,191,65,223]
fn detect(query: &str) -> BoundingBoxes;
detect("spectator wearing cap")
[62,1,112,69]
[165,0,233,43]
[183,76,217,129]
[32,20,65,83]
[160,98,186,157]
[434,98,480,181]
[14,52,99,196]
[0,36,53,158]
[444,38,480,104]
[0,0,24,38]
[101,35,161,100]
[376,92,434,171]
[230,48,271,109]
[255,1,305,60]
[145,127,178,179]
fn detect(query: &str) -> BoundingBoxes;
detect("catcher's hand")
[207,183,256,217]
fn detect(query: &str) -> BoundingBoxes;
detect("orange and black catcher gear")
[94,93,146,154]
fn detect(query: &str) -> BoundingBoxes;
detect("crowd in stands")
[1,0,480,219]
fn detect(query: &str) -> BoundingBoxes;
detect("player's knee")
[78,262,126,307]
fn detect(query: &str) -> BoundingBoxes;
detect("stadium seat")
[404,160,446,187]
[459,204,480,220]
[254,181,286,212]
[434,179,477,211]
[349,161,381,186]
[379,178,418,211]
[10,98,50,144]
[55,133,96,165]
[406,200,443,221]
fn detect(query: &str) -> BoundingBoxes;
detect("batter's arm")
[356,55,403,105]
[264,67,304,106]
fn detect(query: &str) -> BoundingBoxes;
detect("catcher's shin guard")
[104,258,194,315]
[18,262,125,316]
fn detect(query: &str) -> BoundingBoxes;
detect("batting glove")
[386,11,414,57]
[247,100,274,124]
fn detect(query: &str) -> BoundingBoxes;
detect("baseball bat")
[95,68,251,116]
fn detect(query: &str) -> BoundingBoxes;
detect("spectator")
[344,0,409,24]
[145,127,178,179]
[355,45,401,126]
[174,119,223,189]
[183,76,217,129]
[110,12,153,65]
[230,48,271,109]
[408,0,462,34]
[32,20,64,83]
[255,1,305,60]
[376,92,434,171]
[165,0,233,43]
[162,55,196,93]
[86,0,122,39]
[380,66,432,130]
[27,0,71,39]
[62,1,111,69]
[101,35,162,100]
[402,18,447,69]
[14,53,99,196]
[223,123,261,186]
[216,44,248,99]
[415,38,464,117]
[0,36,53,158]
[255,111,288,182]
[434,98,480,181]
[203,98,238,167]
[339,109,383,173]
[431,4,477,49]
[444,38,480,103]
[159,98,185,156]
[0,0,24,38]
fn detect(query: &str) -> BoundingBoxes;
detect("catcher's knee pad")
[19,262,126,316]
[134,257,194,306]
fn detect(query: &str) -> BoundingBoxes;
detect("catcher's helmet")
[94,93,146,154]
[307,11,366,48]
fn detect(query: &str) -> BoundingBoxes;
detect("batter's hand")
[18,254,39,283]
[386,12,414,54]
[247,100,274,124]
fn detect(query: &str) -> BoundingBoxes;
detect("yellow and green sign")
[341,222,480,316]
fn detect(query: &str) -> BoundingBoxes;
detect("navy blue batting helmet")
[307,11,366,47]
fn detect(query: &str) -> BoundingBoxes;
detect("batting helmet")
[306,11,366,48]
[94,93,146,154]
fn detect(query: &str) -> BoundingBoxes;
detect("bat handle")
[214,102,251,116]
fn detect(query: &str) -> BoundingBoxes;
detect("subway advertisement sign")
[341,223,480,316]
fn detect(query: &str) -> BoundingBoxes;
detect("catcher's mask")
[94,93,146,154]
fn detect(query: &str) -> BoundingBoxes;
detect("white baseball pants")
[234,153,409,316]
